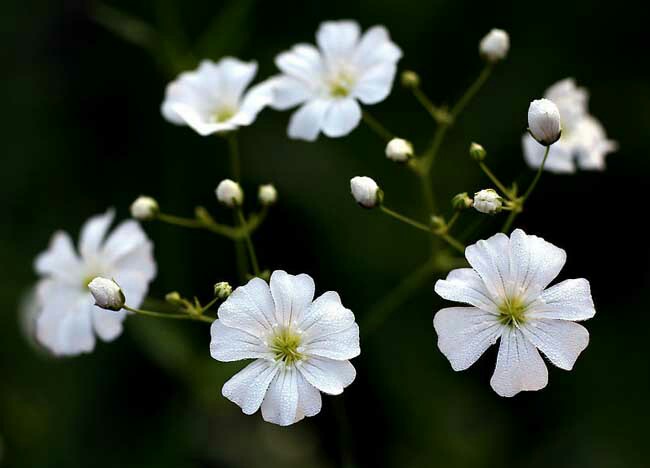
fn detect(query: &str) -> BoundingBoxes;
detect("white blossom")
[350,176,380,208]
[528,98,562,146]
[523,78,617,173]
[473,189,502,214]
[434,229,595,397]
[216,179,244,207]
[385,138,413,162]
[210,271,360,426]
[88,277,125,311]
[130,196,159,220]
[268,20,402,141]
[258,184,278,206]
[161,58,273,136]
[33,210,156,356]
[479,29,510,62]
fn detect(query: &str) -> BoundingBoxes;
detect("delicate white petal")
[490,327,548,397]
[287,99,331,141]
[508,229,566,298]
[167,103,237,136]
[92,307,126,342]
[527,278,595,321]
[298,357,356,395]
[269,270,315,326]
[218,277,276,336]
[222,359,279,415]
[321,98,362,138]
[520,319,590,370]
[303,323,360,360]
[34,231,81,282]
[353,25,402,68]
[261,367,300,426]
[433,307,504,371]
[464,232,512,300]
[572,116,617,171]
[102,220,149,263]
[316,20,360,61]
[522,134,576,174]
[78,210,115,259]
[268,75,312,110]
[112,241,157,289]
[353,63,398,105]
[210,320,270,362]
[229,79,274,126]
[434,268,499,313]
[275,44,324,83]
[295,372,322,419]
[300,291,356,340]
[217,57,257,102]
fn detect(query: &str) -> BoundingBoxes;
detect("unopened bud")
[130,196,159,220]
[469,142,487,161]
[88,277,125,311]
[430,215,446,231]
[214,281,233,299]
[258,184,277,206]
[165,291,182,304]
[401,70,420,88]
[385,138,414,162]
[452,192,473,210]
[216,179,243,207]
[350,176,381,208]
[479,29,510,63]
[473,189,503,214]
[528,99,562,146]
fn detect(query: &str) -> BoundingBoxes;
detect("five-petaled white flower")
[268,19,402,141]
[161,57,273,136]
[523,78,617,173]
[433,229,595,397]
[210,271,360,426]
[33,210,156,356]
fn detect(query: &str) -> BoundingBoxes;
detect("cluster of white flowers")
[523,78,617,173]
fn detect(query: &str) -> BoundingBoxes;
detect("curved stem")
[440,233,465,254]
[236,208,261,277]
[157,213,203,229]
[479,162,512,199]
[521,145,550,202]
[450,64,493,118]
[124,305,214,323]
[362,110,393,142]
[380,205,431,233]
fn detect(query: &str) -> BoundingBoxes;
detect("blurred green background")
[2,0,649,467]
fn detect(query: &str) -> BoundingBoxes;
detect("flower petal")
[316,20,360,61]
[269,270,315,326]
[210,320,270,362]
[353,25,402,69]
[300,291,356,340]
[434,268,499,313]
[222,359,279,415]
[298,357,356,395]
[522,134,576,174]
[490,327,548,397]
[261,367,300,426]
[167,103,237,136]
[296,372,322,419]
[287,99,331,141]
[268,75,312,110]
[218,277,276,336]
[527,278,595,321]
[353,63,398,105]
[520,319,589,370]
[78,210,115,260]
[465,232,512,300]
[321,98,362,138]
[92,307,126,342]
[275,44,324,84]
[230,79,274,126]
[303,323,360,360]
[34,231,81,283]
[217,57,258,102]
[433,306,504,371]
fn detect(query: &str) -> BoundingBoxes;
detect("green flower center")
[328,71,355,98]
[498,296,527,327]
[212,106,236,123]
[269,327,303,366]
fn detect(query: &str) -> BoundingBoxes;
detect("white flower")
[473,189,502,214]
[350,176,380,208]
[523,78,617,173]
[434,229,595,397]
[385,138,413,162]
[130,196,159,220]
[216,179,244,207]
[161,57,273,136]
[258,184,278,206]
[268,20,402,141]
[88,277,125,311]
[528,98,562,146]
[210,271,360,426]
[479,29,510,62]
[33,210,156,356]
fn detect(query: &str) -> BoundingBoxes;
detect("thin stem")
[362,259,438,336]
[419,123,449,175]
[227,132,241,182]
[362,110,393,142]
[157,213,203,229]
[446,211,461,231]
[450,64,493,118]
[521,145,550,201]
[236,208,261,276]
[479,162,513,199]
[501,210,518,234]
[379,205,431,233]
[412,86,440,121]
[440,233,465,254]
[124,305,214,323]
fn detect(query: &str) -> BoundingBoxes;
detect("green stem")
[479,162,513,199]
[440,233,465,254]
[157,211,266,240]
[228,132,241,182]
[362,110,393,142]
[412,86,441,121]
[157,213,203,229]
[419,123,449,175]
[380,205,431,233]
[236,208,261,277]
[450,64,493,118]
[501,210,518,234]
[446,211,461,231]
[124,305,214,323]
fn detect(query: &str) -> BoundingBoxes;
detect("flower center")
[269,327,304,366]
[212,106,236,123]
[328,70,356,98]
[498,296,527,327]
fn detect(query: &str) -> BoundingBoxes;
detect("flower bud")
[258,184,277,206]
[430,215,446,231]
[165,291,182,304]
[401,70,420,88]
[88,277,125,311]
[216,179,244,207]
[479,29,510,63]
[214,281,233,299]
[528,99,562,146]
[350,176,381,208]
[473,189,503,214]
[130,195,159,220]
[385,138,414,162]
[469,142,486,161]
[452,192,473,210]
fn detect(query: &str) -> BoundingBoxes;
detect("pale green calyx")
[214,281,233,299]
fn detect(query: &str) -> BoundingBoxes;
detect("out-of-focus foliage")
[1,0,649,467]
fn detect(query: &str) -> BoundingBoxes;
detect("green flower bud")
[469,142,487,161]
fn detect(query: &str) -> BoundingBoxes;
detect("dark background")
[2,1,649,467]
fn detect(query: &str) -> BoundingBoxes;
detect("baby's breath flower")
[473,189,502,214]
[434,229,595,397]
[469,142,486,161]
[385,138,413,162]
[130,196,159,221]
[214,282,233,299]
[88,277,125,311]
[479,29,510,62]
[528,98,562,146]
[258,184,278,206]
[350,176,380,208]
[216,179,244,207]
